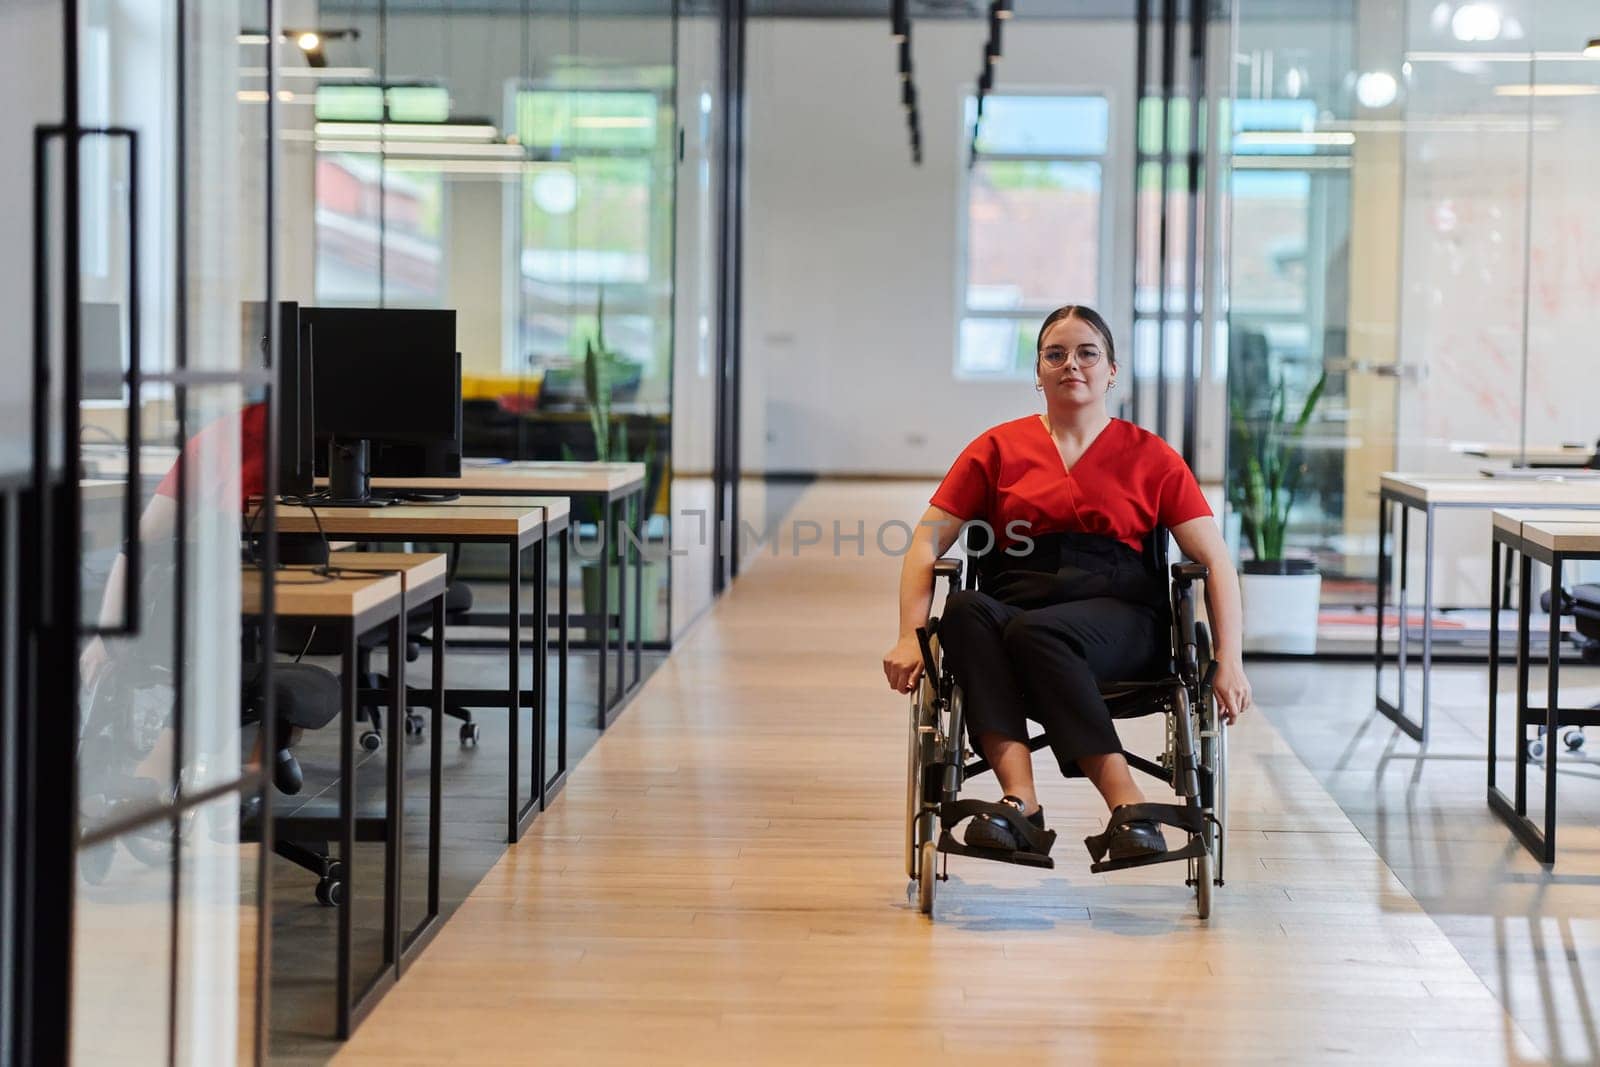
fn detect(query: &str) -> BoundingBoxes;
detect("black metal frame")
[713,0,746,594]
[1373,486,1600,743]
[1130,0,1207,460]
[1487,527,1600,865]
[287,510,562,842]
[447,484,645,727]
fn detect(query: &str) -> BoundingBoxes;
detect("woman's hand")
[883,634,927,694]
[1211,655,1252,725]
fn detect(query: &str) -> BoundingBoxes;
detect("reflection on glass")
[176,792,257,1066]
[74,825,175,1063]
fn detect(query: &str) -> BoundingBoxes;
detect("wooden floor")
[334,482,1543,1066]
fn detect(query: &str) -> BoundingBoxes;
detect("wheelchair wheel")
[917,839,938,916]
[1193,841,1213,920]
[905,687,927,881]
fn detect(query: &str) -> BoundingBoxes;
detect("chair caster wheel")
[359,731,382,753]
[315,877,343,907]
[404,714,425,738]
[460,722,481,745]
[1528,738,1546,762]
[1564,729,1585,752]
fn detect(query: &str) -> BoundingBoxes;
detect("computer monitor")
[242,300,315,498]
[301,307,462,502]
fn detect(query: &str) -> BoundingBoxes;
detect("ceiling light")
[1493,83,1600,96]
[1585,37,1600,58]
[891,0,907,43]
[994,0,1013,19]
[1355,70,1399,108]
[1451,4,1502,43]
[297,31,321,51]
[1234,131,1356,146]
[314,121,500,141]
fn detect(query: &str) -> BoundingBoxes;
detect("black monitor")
[242,300,315,498]
[301,307,462,503]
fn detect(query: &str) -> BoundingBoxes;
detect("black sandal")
[1099,804,1168,862]
[963,795,1047,853]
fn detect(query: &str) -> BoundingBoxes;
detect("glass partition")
[1226,0,1600,653]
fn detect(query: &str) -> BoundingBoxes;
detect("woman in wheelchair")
[882,304,1252,867]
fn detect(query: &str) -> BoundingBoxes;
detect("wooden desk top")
[370,459,644,495]
[265,503,544,541]
[1457,442,1593,465]
[242,565,402,619]
[81,478,126,502]
[1381,472,1600,507]
[327,551,449,600]
[380,493,571,525]
[1519,519,1600,554]
[1492,508,1600,536]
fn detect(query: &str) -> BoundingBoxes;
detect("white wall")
[740,18,1138,477]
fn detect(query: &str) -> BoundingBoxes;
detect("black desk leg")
[1488,538,1502,794]
[558,529,569,792]
[337,620,356,1038]
[597,503,610,729]
[534,534,548,810]
[1515,553,1533,815]
[613,492,625,711]
[507,536,521,843]
[632,488,643,688]
[1374,494,1389,691]
[428,594,444,920]
[1544,555,1563,862]
[385,615,404,973]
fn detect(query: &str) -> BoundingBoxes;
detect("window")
[510,87,673,379]
[958,94,1111,378]
[312,85,450,306]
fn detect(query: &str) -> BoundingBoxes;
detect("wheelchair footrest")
[1089,835,1206,875]
[940,798,1057,857]
[1083,802,1208,866]
[937,830,1056,870]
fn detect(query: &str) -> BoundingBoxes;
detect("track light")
[891,0,908,43]
[899,41,911,80]
[986,28,1001,61]
[1586,37,1600,58]
[979,68,993,92]
[993,0,1013,19]
[902,81,917,109]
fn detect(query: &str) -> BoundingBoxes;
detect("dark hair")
[1035,305,1116,369]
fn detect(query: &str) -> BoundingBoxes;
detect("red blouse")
[154,401,269,511]
[930,415,1211,552]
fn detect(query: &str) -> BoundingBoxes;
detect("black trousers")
[938,589,1164,778]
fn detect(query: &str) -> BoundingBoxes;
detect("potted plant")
[1229,369,1327,653]
[570,292,661,643]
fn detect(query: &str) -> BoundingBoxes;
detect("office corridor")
[335,482,1539,1065]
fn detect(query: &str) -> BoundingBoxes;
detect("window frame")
[955,90,1115,381]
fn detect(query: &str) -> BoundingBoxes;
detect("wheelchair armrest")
[1171,561,1209,586]
[933,558,963,582]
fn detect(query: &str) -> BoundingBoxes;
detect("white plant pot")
[1239,570,1322,654]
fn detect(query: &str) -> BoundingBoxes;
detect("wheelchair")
[904,531,1227,919]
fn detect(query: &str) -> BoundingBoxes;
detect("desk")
[243,559,445,1038]
[336,495,573,801]
[370,460,645,728]
[1487,511,1600,863]
[1458,443,1595,468]
[266,503,554,840]
[1374,474,1600,741]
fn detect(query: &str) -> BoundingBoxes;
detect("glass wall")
[69,0,271,1061]
[1226,0,1600,651]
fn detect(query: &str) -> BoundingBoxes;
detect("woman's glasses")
[1039,346,1103,370]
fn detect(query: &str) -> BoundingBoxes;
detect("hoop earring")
[1035,381,1043,392]
[1108,379,1117,391]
